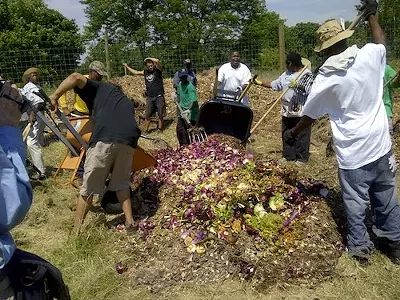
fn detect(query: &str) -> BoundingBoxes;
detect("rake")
[176,102,207,144]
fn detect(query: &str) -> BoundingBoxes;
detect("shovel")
[176,101,207,143]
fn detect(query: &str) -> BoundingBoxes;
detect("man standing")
[284,1,400,265]
[50,73,141,233]
[0,79,33,297]
[254,53,312,164]
[173,58,197,89]
[58,61,108,116]
[176,70,199,145]
[21,67,46,180]
[124,58,165,131]
[383,64,400,135]
[218,51,251,105]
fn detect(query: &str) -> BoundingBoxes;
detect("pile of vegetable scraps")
[123,137,343,291]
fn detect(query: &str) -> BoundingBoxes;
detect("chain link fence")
[1,21,399,86]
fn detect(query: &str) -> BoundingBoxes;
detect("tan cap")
[22,67,40,83]
[89,61,108,77]
[314,20,354,53]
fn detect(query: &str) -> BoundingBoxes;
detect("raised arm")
[363,0,386,46]
[151,58,163,72]
[368,15,386,46]
[123,63,145,76]
[49,73,88,111]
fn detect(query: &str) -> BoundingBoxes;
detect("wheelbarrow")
[197,74,257,142]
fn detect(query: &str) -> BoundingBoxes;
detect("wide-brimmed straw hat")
[22,67,40,83]
[314,20,354,53]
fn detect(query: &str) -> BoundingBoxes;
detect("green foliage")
[245,213,283,240]
[285,22,320,68]
[214,204,234,222]
[0,0,83,83]
[379,0,400,58]
[82,0,272,72]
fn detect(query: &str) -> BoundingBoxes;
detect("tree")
[0,0,83,83]
[285,22,320,67]
[379,0,400,59]
[81,0,268,73]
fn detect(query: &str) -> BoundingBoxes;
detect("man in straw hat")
[284,0,400,266]
[21,67,46,180]
[124,58,165,131]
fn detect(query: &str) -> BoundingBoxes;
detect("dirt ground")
[12,72,400,300]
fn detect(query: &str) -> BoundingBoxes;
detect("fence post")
[104,27,111,80]
[279,22,285,73]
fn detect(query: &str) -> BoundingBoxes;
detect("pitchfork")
[176,101,207,144]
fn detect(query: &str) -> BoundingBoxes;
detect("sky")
[44,0,361,29]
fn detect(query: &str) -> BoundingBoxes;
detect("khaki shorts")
[80,141,135,197]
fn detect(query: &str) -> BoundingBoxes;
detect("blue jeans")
[338,150,400,257]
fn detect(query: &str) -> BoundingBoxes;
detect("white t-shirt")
[271,69,312,117]
[21,82,44,107]
[301,43,390,170]
[218,62,251,92]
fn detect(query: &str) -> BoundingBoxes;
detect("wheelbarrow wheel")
[101,189,135,214]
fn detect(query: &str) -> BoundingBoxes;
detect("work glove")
[283,129,296,146]
[254,79,263,86]
[361,0,378,19]
[288,80,298,88]
[181,109,191,120]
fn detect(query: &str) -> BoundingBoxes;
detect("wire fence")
[1,21,399,86]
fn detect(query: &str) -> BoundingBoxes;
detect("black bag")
[4,249,70,300]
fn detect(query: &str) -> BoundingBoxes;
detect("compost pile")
[116,137,344,292]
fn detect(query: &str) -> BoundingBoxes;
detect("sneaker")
[295,160,305,166]
[278,158,287,163]
[349,247,370,267]
[388,243,400,265]
[125,222,139,234]
[353,255,370,267]
[38,173,46,180]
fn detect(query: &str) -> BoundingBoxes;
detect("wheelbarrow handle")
[237,74,258,103]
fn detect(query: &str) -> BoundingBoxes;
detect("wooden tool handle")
[384,71,400,89]
[22,123,32,142]
[250,64,310,134]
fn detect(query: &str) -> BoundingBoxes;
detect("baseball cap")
[89,61,108,77]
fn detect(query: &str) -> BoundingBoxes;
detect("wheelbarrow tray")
[197,98,253,142]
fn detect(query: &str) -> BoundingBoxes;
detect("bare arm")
[123,63,144,76]
[151,58,163,72]
[368,15,386,46]
[49,73,88,111]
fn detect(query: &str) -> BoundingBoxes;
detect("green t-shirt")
[383,65,399,117]
[177,82,199,121]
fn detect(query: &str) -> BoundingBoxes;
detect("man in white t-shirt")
[284,1,400,266]
[217,51,251,105]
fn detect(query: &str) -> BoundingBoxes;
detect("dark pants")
[145,95,165,120]
[176,118,196,146]
[282,116,311,162]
